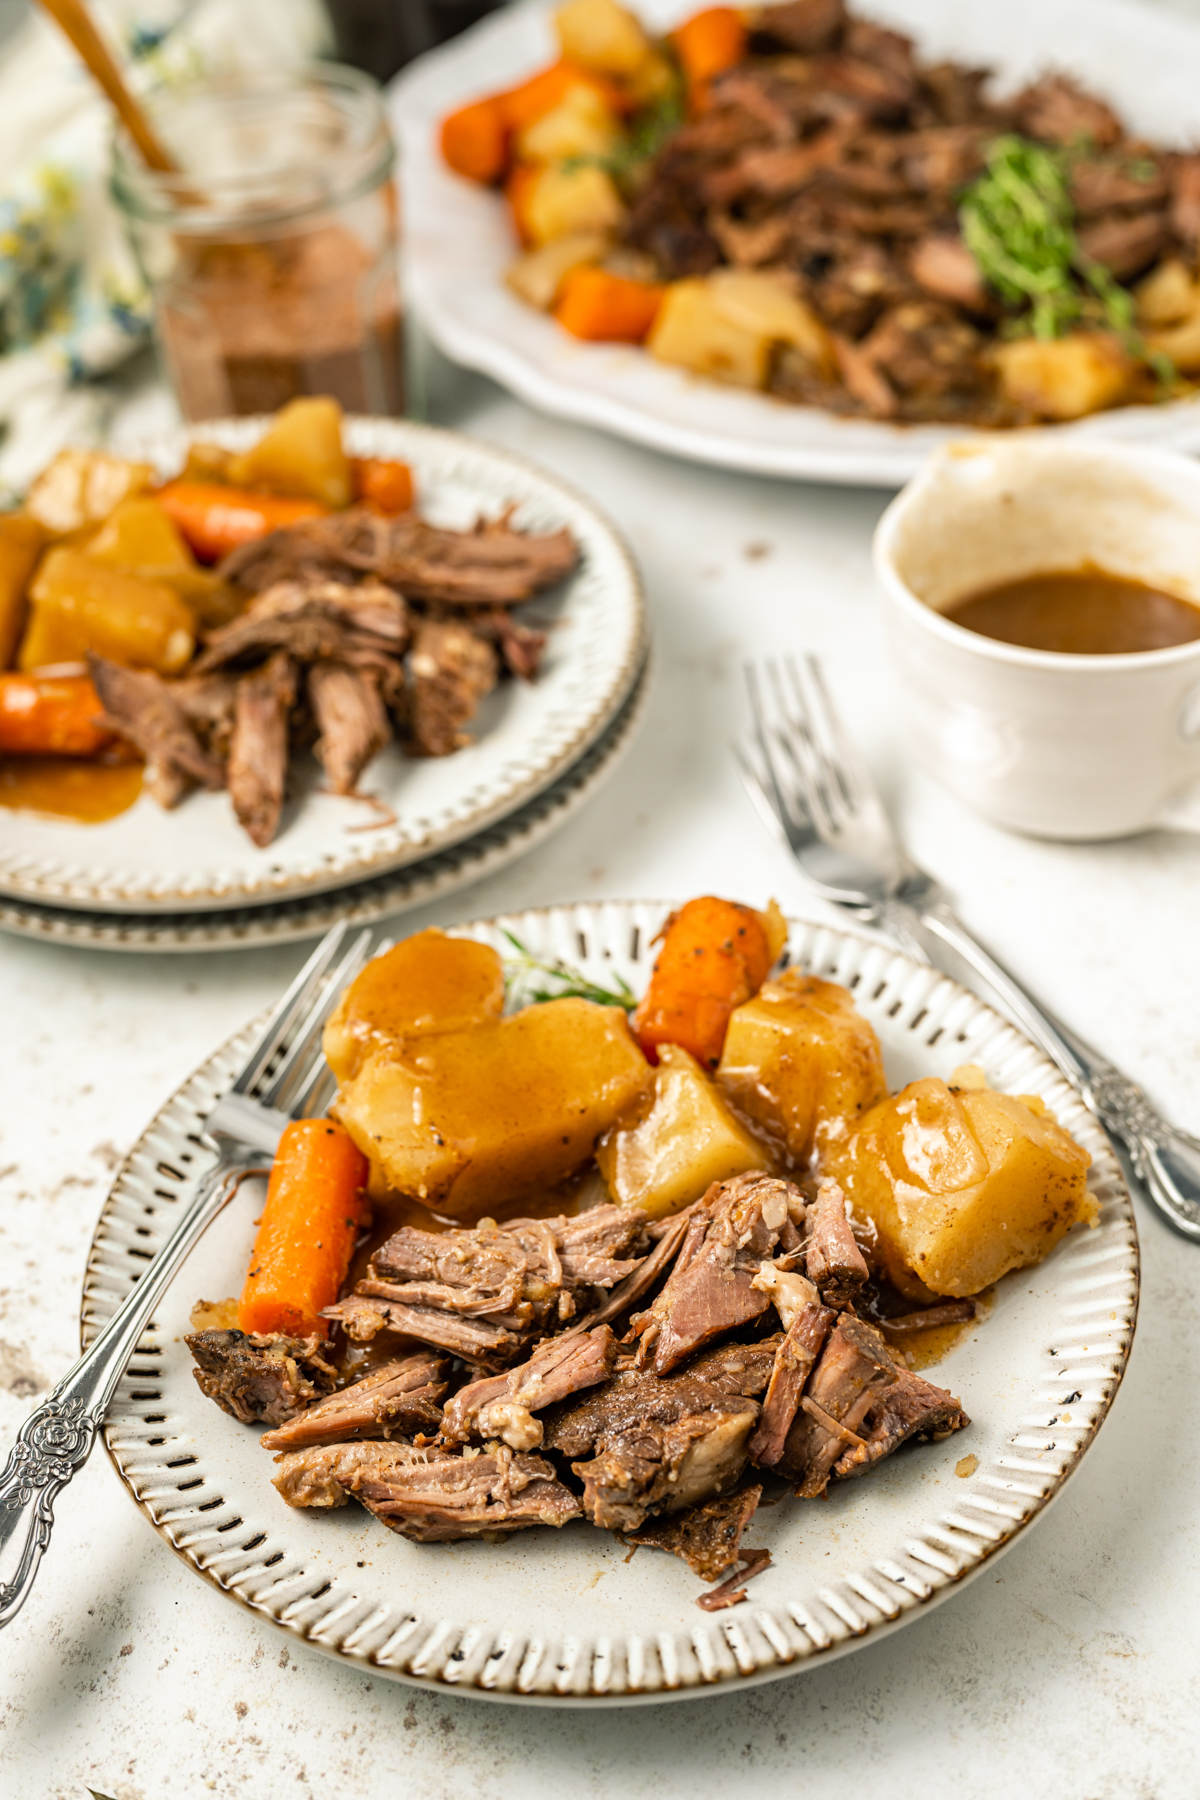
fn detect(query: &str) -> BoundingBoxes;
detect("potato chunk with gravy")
[334,997,651,1217]
[828,1076,1095,1297]
[596,1043,768,1217]
[323,929,506,1085]
[718,971,887,1166]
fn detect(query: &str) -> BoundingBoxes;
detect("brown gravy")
[0,757,143,823]
[943,565,1200,655]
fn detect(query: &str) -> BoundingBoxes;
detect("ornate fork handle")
[0,1149,265,1630]
[885,893,1200,1241]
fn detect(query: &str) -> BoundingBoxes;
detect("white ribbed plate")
[0,419,646,912]
[83,902,1138,1702]
[395,0,1200,488]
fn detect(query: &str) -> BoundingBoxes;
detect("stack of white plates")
[0,419,649,953]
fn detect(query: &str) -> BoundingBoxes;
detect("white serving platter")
[394,0,1200,487]
[0,419,646,912]
[83,901,1138,1702]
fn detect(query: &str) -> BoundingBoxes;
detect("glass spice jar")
[111,63,403,420]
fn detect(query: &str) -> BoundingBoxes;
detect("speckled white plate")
[82,902,1138,1702]
[0,419,646,913]
[395,0,1200,487]
[0,655,648,953]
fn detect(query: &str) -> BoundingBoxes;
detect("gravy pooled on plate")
[943,565,1200,655]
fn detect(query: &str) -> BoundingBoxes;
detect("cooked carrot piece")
[441,96,510,184]
[0,672,113,756]
[554,266,665,341]
[505,162,544,245]
[239,1120,369,1339]
[350,456,415,516]
[501,60,626,133]
[633,896,778,1070]
[156,481,329,564]
[672,7,747,97]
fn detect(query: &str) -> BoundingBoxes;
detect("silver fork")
[0,920,372,1630]
[739,652,1200,1243]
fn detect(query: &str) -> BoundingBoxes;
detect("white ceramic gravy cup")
[873,438,1200,839]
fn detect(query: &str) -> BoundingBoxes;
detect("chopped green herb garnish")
[959,134,1174,382]
[501,928,637,1010]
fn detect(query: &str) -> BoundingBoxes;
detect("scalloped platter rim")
[82,901,1139,1703]
[0,420,647,914]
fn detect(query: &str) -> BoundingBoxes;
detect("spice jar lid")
[111,61,396,233]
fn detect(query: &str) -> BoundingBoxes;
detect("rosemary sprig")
[501,928,637,1010]
[959,134,1174,381]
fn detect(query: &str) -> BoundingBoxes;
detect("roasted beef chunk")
[259,1352,450,1451]
[226,650,297,847]
[441,1326,618,1449]
[833,1367,969,1477]
[406,618,498,756]
[624,1482,764,1582]
[307,661,391,795]
[193,578,409,674]
[776,1317,898,1496]
[360,1446,582,1541]
[545,1361,762,1531]
[273,1438,580,1538]
[222,507,579,609]
[322,1294,529,1366]
[748,1302,837,1467]
[186,1329,337,1426]
[804,1178,870,1306]
[333,1207,652,1364]
[272,1439,420,1508]
[632,1173,806,1375]
[89,655,226,806]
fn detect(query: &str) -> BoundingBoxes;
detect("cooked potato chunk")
[84,496,236,628]
[19,547,194,673]
[506,231,611,309]
[522,164,625,245]
[718,971,887,1165]
[517,84,622,164]
[334,997,651,1215]
[324,929,505,1085]
[25,449,155,538]
[993,332,1135,420]
[555,0,654,77]
[706,269,836,377]
[829,1076,1095,1297]
[0,514,44,669]
[596,1044,769,1216]
[648,279,769,387]
[227,396,352,510]
[1134,257,1198,327]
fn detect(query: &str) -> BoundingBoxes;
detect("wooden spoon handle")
[38,0,178,172]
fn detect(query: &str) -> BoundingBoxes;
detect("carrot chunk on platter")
[156,481,329,564]
[633,895,787,1069]
[554,267,665,341]
[239,1120,369,1339]
[441,96,509,184]
[672,7,747,91]
[350,456,415,516]
[0,671,113,756]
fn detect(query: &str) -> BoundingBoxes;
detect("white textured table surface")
[4,343,1200,1799]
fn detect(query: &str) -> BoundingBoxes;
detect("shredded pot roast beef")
[189,1172,969,1608]
[91,505,576,846]
[614,0,1200,423]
